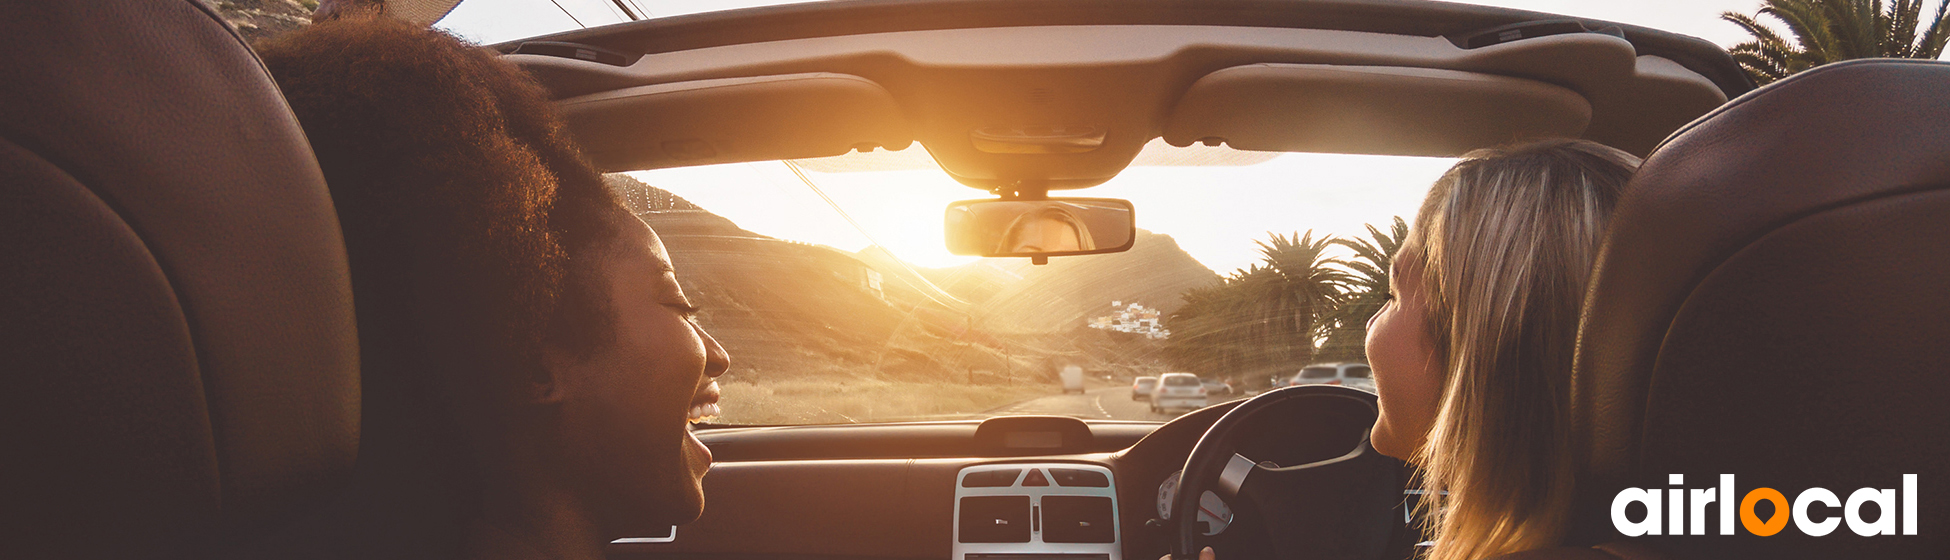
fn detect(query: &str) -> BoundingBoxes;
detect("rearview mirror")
[944,198,1136,259]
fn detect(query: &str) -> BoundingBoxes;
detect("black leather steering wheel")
[1169,385,1415,560]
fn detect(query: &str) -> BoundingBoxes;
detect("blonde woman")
[1171,139,1638,560]
[1368,139,1639,560]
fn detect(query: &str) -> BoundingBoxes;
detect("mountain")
[609,175,1011,382]
[200,0,315,42]
[918,230,1221,334]
[607,174,1220,384]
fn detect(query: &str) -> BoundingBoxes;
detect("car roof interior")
[495,0,1749,190]
[8,0,1950,559]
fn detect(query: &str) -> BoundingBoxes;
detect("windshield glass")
[429,0,1759,426]
[619,144,1443,424]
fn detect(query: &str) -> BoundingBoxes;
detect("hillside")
[606,175,1220,419]
[607,175,1013,383]
[200,0,315,42]
[914,230,1221,334]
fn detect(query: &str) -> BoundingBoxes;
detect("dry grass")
[714,377,1053,424]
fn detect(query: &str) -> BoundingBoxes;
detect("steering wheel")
[1168,385,1415,560]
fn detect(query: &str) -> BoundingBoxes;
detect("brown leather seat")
[1558,58,1950,559]
[0,1,359,558]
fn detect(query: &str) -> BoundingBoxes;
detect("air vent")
[953,463,1120,560]
[1040,496,1115,543]
[960,496,1033,543]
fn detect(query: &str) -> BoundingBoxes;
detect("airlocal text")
[1612,475,1918,537]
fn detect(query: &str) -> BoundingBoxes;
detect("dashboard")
[605,400,1398,560]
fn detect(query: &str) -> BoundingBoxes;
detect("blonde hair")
[1401,139,1639,560]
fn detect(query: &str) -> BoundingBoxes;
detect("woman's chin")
[684,427,712,472]
[1370,422,1411,461]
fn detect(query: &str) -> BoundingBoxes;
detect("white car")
[1285,363,1375,392]
[1150,373,1209,413]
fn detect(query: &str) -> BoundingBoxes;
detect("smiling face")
[1366,259,1444,461]
[550,214,729,533]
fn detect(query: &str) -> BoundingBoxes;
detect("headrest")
[1571,59,1950,556]
[0,1,359,557]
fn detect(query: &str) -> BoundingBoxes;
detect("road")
[990,386,1248,421]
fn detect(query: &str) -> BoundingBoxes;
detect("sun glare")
[632,148,1451,274]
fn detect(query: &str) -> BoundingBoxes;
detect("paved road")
[991,386,1248,421]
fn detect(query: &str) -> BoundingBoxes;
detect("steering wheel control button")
[1040,496,1117,543]
[1050,468,1110,487]
[1216,453,1256,497]
[958,496,1032,543]
[962,468,1023,488]
[1021,469,1050,486]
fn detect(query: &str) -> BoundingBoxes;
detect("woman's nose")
[697,323,730,378]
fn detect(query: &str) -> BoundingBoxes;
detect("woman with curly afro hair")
[232,14,729,560]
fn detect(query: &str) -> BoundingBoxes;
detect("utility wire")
[778,160,971,310]
[608,0,642,20]
[546,0,586,27]
[624,0,653,19]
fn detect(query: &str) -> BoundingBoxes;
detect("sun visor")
[559,73,914,171]
[1162,64,1592,158]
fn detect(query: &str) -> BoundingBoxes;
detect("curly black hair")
[257,18,624,411]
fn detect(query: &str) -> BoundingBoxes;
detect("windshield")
[429,0,1758,425]
[618,144,1441,424]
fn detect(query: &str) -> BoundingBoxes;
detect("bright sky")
[438,0,1777,273]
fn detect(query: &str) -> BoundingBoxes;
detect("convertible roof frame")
[492,0,1753,100]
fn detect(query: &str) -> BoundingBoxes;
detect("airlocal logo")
[1612,475,1918,537]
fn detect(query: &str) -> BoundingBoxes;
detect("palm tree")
[1256,231,1352,368]
[1319,217,1409,363]
[1164,231,1353,382]
[1724,0,1950,85]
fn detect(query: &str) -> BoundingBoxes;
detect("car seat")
[0,1,360,558]
[1494,59,1950,560]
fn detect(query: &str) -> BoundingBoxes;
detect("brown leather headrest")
[1570,59,1950,556]
[0,1,359,557]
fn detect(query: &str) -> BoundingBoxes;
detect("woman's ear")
[523,344,579,405]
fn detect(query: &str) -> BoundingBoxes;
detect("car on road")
[1150,373,1209,413]
[1130,376,1158,401]
[1201,379,1234,397]
[1284,363,1374,392]
[1059,365,1085,394]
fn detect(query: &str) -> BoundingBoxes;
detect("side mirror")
[944,198,1136,259]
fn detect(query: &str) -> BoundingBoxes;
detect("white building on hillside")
[1088,301,1169,339]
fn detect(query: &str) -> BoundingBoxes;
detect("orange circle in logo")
[1740,488,1790,536]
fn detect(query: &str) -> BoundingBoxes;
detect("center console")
[952,463,1121,560]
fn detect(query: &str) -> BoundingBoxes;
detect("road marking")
[1092,396,1110,418]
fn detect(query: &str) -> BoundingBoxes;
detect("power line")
[546,0,586,27]
[778,160,971,311]
[608,0,641,20]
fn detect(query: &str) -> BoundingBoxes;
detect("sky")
[436,0,1777,274]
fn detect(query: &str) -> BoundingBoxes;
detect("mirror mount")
[990,180,1049,202]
